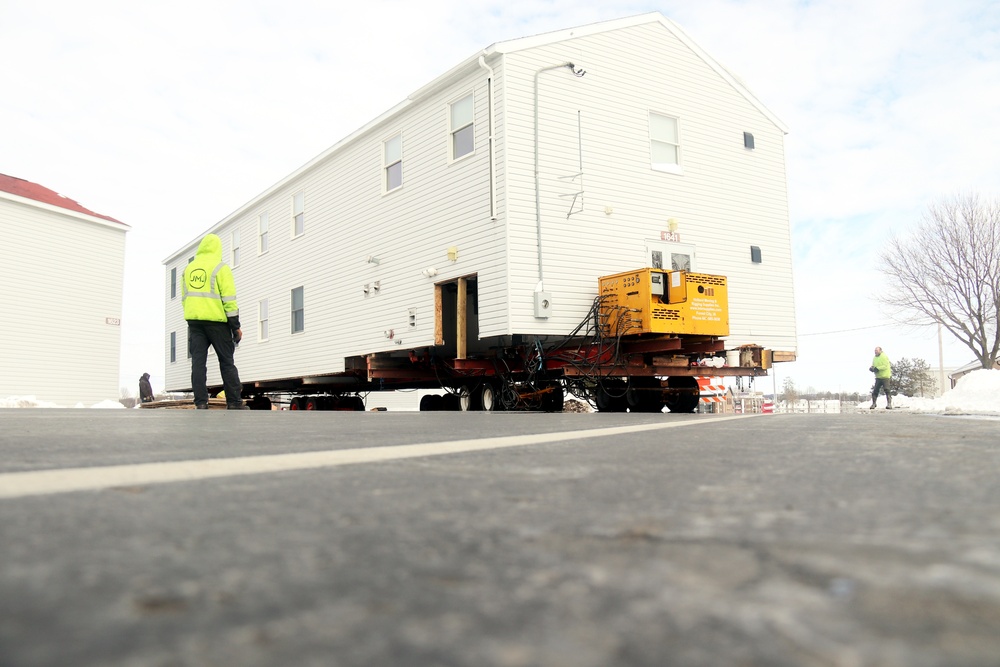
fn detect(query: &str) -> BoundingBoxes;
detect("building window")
[170,267,177,299]
[384,134,402,192]
[170,331,176,363]
[650,112,681,172]
[291,286,304,333]
[259,211,269,254]
[450,93,474,160]
[292,192,304,237]
[231,229,241,267]
[259,298,269,341]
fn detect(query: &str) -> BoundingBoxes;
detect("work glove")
[233,328,243,345]
[869,366,876,373]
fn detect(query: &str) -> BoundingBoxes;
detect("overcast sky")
[2,0,998,398]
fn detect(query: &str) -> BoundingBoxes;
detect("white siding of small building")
[0,196,126,405]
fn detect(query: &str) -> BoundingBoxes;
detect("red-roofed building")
[0,173,130,405]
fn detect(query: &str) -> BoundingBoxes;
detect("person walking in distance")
[869,346,892,410]
[182,233,245,409]
[139,372,154,403]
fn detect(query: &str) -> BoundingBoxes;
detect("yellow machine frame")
[598,268,729,337]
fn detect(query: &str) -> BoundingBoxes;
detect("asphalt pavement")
[1,409,999,666]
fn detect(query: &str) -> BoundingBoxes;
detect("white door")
[644,240,696,271]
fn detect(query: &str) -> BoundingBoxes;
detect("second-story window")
[384,134,402,192]
[649,111,681,173]
[170,267,177,299]
[259,298,269,341]
[231,229,241,267]
[259,211,269,254]
[450,93,474,160]
[292,192,304,237]
[291,286,304,333]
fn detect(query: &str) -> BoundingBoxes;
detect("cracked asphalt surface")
[1,410,998,666]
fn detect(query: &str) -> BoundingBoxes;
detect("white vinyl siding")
[0,196,126,405]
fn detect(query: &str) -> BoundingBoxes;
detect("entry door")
[644,240,696,272]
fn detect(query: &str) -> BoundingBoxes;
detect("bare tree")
[878,193,1000,369]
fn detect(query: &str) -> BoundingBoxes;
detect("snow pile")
[1,396,126,409]
[0,396,61,409]
[858,369,1000,415]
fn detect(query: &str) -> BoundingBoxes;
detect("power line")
[799,323,892,337]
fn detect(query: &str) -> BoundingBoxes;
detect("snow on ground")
[857,369,1000,415]
[2,369,998,414]
[0,396,125,409]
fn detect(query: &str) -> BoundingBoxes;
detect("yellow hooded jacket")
[182,234,240,328]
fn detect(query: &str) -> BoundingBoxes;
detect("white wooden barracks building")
[163,12,797,393]
[1,174,129,405]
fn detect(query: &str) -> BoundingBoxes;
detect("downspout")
[477,55,497,221]
[534,62,585,299]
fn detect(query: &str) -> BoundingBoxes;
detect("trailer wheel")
[248,396,272,411]
[289,396,303,410]
[540,382,564,412]
[626,377,665,413]
[664,376,700,413]
[304,396,322,410]
[419,394,444,411]
[346,396,365,411]
[458,385,476,411]
[441,393,461,411]
[595,380,628,412]
[478,383,497,412]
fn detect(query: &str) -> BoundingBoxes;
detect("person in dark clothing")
[182,234,245,409]
[139,373,154,403]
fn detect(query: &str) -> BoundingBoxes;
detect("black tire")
[540,382,564,412]
[626,377,665,413]
[595,380,628,412]
[441,393,461,411]
[347,396,365,411]
[478,383,497,412]
[419,394,438,411]
[289,396,303,410]
[248,396,272,411]
[458,385,477,411]
[664,376,700,413]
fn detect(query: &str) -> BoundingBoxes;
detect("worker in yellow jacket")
[869,346,892,410]
[182,234,245,409]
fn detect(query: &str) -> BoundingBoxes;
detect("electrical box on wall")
[534,291,552,318]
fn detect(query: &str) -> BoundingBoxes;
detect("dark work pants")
[872,377,891,404]
[188,320,242,407]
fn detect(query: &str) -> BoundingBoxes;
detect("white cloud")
[1,0,998,395]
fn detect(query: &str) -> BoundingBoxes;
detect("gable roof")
[0,173,126,226]
[487,12,789,134]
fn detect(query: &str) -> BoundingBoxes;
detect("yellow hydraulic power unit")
[598,268,729,337]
